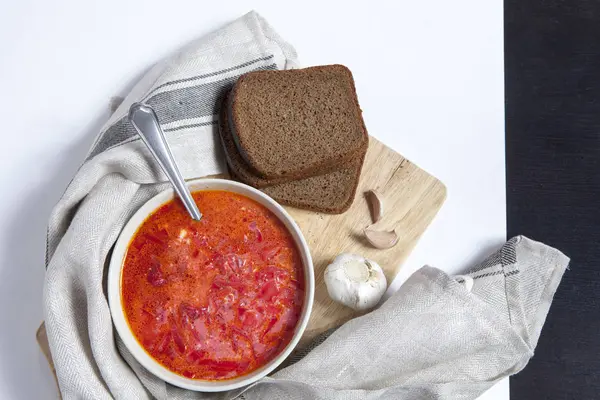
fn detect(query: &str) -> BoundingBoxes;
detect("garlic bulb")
[324,253,388,311]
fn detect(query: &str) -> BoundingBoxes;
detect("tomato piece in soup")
[121,190,304,380]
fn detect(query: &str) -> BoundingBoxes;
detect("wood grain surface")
[37,135,446,390]
[289,136,446,346]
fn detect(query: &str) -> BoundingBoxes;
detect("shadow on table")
[0,63,153,399]
[0,132,94,399]
[0,91,136,398]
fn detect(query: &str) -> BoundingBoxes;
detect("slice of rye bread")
[218,95,355,188]
[218,97,366,214]
[229,158,365,214]
[229,64,369,179]
[258,157,365,214]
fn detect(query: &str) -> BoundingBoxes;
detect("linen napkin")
[43,11,569,400]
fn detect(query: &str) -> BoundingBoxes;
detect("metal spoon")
[128,102,202,220]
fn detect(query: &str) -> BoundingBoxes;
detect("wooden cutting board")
[37,136,446,389]
[285,136,446,346]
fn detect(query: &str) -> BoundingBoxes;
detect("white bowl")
[107,178,314,392]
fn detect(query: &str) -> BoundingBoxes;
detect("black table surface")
[506,0,600,398]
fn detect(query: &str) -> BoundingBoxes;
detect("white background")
[0,1,505,399]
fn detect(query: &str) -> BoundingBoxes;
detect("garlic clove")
[324,253,388,311]
[364,228,399,249]
[365,190,383,223]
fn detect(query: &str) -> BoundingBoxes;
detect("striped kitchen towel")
[43,11,569,400]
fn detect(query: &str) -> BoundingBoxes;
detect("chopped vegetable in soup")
[121,190,304,380]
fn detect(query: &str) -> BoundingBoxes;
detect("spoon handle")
[128,103,202,221]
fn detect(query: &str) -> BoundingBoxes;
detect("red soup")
[121,190,304,380]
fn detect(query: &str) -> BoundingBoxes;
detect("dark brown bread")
[219,95,354,188]
[218,97,366,214]
[227,158,364,214]
[230,65,369,179]
[219,96,286,187]
[258,157,364,214]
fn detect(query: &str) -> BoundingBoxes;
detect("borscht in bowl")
[108,179,314,392]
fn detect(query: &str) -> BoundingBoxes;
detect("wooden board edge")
[37,322,62,399]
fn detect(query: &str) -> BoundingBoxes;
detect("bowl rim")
[107,178,314,392]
